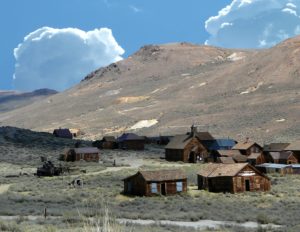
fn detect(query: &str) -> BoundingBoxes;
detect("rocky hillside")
[0,88,57,113]
[0,38,299,143]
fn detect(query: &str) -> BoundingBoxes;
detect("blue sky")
[1,0,300,91]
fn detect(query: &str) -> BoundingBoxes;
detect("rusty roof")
[285,141,300,151]
[263,143,290,152]
[218,157,235,164]
[198,163,249,177]
[73,147,100,154]
[232,141,261,150]
[124,169,186,181]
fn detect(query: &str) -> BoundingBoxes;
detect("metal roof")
[255,163,288,169]
[201,139,236,151]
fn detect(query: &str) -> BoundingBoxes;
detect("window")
[176,181,183,192]
[151,183,157,193]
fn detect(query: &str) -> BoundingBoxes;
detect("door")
[189,152,195,163]
[161,183,166,195]
[245,179,250,191]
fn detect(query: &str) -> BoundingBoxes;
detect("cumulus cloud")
[13,27,124,91]
[205,0,300,48]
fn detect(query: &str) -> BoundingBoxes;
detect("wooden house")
[123,169,187,196]
[285,141,300,161]
[101,136,117,149]
[247,153,266,165]
[198,163,271,193]
[267,151,298,164]
[117,133,145,150]
[65,147,100,162]
[165,126,208,163]
[53,128,73,139]
[232,140,262,156]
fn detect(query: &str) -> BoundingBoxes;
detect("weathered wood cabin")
[123,169,187,196]
[165,126,208,163]
[247,153,266,165]
[232,140,262,156]
[53,128,73,139]
[267,151,298,164]
[285,141,300,161]
[65,147,100,162]
[101,136,117,149]
[198,163,271,193]
[117,133,145,150]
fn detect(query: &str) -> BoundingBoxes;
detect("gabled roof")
[124,169,186,181]
[269,151,294,160]
[117,133,145,142]
[195,132,215,141]
[232,154,248,163]
[198,163,268,178]
[102,136,116,142]
[263,143,290,152]
[232,141,261,150]
[218,157,235,164]
[73,147,99,154]
[165,134,194,149]
[285,141,300,151]
[198,163,248,177]
[247,153,262,159]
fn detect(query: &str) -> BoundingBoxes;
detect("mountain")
[0,38,299,143]
[0,88,58,113]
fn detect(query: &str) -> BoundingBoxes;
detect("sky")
[1,0,300,92]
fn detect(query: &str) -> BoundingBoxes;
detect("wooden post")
[44,207,47,219]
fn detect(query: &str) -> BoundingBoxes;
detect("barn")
[53,128,73,139]
[65,147,100,162]
[117,133,145,150]
[165,127,208,163]
[123,169,187,196]
[198,163,271,193]
[232,140,262,156]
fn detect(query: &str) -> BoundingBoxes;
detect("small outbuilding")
[101,136,117,149]
[123,169,187,196]
[117,133,145,150]
[285,141,300,161]
[65,147,100,162]
[198,163,271,193]
[53,128,73,139]
[165,126,208,163]
[232,140,262,156]
[247,153,266,165]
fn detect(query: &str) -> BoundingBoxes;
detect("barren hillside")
[0,38,299,143]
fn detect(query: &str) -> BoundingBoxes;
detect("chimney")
[191,124,197,137]
[245,137,249,143]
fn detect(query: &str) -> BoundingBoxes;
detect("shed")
[268,151,298,164]
[65,147,100,162]
[198,163,270,193]
[117,133,145,150]
[123,169,187,196]
[53,128,73,139]
[232,140,262,156]
[255,163,293,175]
[247,153,266,165]
[165,133,208,163]
[102,136,117,149]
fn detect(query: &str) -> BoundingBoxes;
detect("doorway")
[189,152,196,163]
[161,183,166,195]
[245,179,250,191]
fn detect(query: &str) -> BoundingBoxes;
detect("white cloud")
[129,5,142,13]
[13,27,124,91]
[205,0,300,49]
